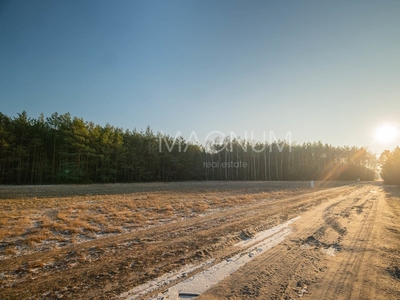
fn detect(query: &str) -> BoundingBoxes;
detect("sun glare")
[374,125,398,143]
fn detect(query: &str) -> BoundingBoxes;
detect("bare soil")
[0,181,399,299]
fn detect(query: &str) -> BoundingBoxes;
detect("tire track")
[198,185,371,300]
[130,187,359,300]
[315,188,380,299]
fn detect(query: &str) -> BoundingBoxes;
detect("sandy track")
[199,185,400,300]
[1,183,400,299]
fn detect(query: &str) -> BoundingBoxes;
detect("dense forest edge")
[0,111,385,185]
[380,148,400,185]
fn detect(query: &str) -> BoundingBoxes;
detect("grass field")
[0,181,324,261]
[1,181,399,299]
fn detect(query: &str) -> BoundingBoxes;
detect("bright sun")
[374,125,398,143]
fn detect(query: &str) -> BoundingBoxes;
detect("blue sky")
[1,0,399,154]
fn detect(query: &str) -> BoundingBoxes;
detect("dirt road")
[199,184,400,300]
[1,182,399,299]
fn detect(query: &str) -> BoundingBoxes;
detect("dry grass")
[0,229,8,239]
[0,182,306,259]
[4,246,17,255]
[26,229,53,245]
[28,259,47,269]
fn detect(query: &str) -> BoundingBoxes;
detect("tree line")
[380,148,400,185]
[0,111,376,184]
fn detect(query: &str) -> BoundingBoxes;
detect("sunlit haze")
[374,124,399,144]
[1,0,399,155]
